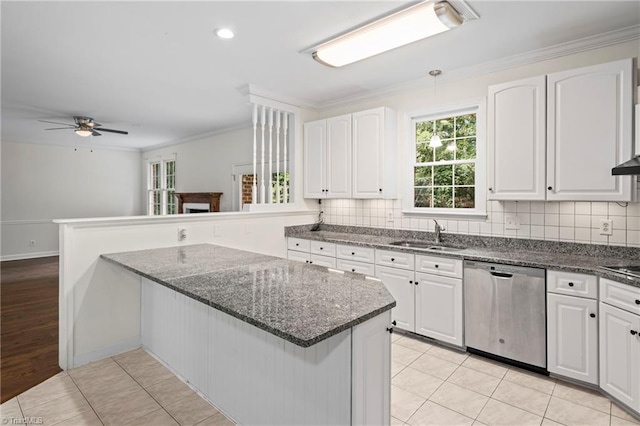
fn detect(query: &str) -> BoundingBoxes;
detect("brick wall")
[242,175,255,206]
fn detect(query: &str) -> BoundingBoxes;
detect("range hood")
[612,156,640,175]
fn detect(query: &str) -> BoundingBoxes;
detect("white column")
[251,104,258,204]
[268,108,274,204]
[275,111,281,203]
[260,105,266,204]
[283,113,289,203]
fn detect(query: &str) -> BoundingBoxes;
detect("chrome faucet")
[433,220,445,244]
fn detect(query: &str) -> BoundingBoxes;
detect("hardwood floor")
[1,256,61,403]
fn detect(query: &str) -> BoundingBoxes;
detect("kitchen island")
[101,243,396,426]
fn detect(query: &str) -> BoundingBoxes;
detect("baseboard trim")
[1,251,59,262]
[71,337,142,369]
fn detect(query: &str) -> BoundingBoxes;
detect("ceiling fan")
[39,116,128,137]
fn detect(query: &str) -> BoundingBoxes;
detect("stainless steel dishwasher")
[464,260,547,371]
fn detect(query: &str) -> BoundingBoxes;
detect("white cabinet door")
[547,58,634,201]
[303,120,326,198]
[376,266,415,332]
[599,302,640,411]
[414,273,463,346]
[547,294,598,385]
[487,76,546,200]
[287,250,310,263]
[326,114,352,198]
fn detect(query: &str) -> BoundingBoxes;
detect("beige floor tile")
[93,387,161,425]
[392,360,407,378]
[503,368,556,395]
[124,358,175,388]
[391,385,427,423]
[18,373,79,410]
[195,411,235,426]
[395,336,434,353]
[447,366,501,397]
[461,355,508,379]
[427,345,469,365]
[612,403,640,424]
[391,416,406,426]
[68,358,121,380]
[393,367,444,399]
[428,382,488,419]
[553,381,611,414]
[145,376,196,407]
[21,390,92,426]
[612,416,640,426]
[541,419,563,426]
[476,398,542,426]
[545,397,610,426]
[114,348,158,370]
[473,422,489,426]
[407,401,474,426]
[393,344,423,366]
[54,410,103,426]
[164,393,220,426]
[410,353,459,381]
[392,333,403,342]
[1,397,23,423]
[80,372,142,409]
[125,408,179,425]
[491,379,551,416]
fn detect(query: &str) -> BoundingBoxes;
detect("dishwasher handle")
[490,271,513,278]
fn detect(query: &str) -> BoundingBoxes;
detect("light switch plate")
[600,219,613,236]
[505,215,520,230]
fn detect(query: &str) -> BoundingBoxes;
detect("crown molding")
[141,122,252,152]
[316,24,640,110]
[237,84,317,111]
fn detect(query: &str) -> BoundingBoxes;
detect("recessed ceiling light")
[215,28,234,39]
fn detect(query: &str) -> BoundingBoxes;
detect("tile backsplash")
[321,198,640,248]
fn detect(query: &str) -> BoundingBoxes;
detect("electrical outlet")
[600,219,613,236]
[505,215,520,230]
[178,227,187,241]
[29,240,36,247]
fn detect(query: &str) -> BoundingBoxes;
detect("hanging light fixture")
[75,128,92,137]
[429,69,442,148]
[312,1,463,67]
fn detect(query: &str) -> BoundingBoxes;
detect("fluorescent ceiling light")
[215,28,235,39]
[75,129,92,137]
[313,1,463,68]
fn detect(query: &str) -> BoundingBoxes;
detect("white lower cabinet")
[547,293,598,384]
[310,254,337,268]
[288,250,310,263]
[376,265,415,332]
[415,272,463,346]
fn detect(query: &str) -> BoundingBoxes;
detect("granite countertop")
[286,227,640,288]
[101,244,395,347]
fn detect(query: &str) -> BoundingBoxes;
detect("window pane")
[416,121,434,142]
[416,142,433,163]
[454,187,475,208]
[454,163,475,186]
[436,118,454,139]
[455,114,476,137]
[414,166,432,186]
[433,187,453,208]
[414,187,432,208]
[433,165,453,186]
[456,137,476,160]
[435,144,454,162]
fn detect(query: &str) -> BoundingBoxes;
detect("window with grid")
[148,160,176,215]
[413,111,478,211]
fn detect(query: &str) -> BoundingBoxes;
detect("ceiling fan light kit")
[39,116,128,138]
[312,0,463,67]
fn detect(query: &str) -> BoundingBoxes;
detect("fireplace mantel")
[175,192,222,214]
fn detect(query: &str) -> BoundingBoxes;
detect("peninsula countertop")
[100,244,395,347]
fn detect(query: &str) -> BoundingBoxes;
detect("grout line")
[65,372,105,425]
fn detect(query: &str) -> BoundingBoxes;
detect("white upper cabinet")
[352,107,397,199]
[303,114,351,198]
[487,76,547,200]
[488,58,635,202]
[547,59,634,201]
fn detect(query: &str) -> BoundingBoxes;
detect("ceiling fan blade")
[39,120,74,126]
[92,122,102,127]
[45,127,74,130]
[97,128,128,135]
[92,130,102,137]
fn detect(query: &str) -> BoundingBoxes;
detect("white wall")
[1,142,143,259]
[316,40,640,247]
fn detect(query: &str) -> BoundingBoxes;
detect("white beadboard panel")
[142,277,355,426]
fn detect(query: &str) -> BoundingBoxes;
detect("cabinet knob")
[548,186,553,191]
[415,281,419,285]
[391,258,395,261]
[305,260,309,263]
[309,261,313,264]
[590,313,596,318]
[488,187,493,192]
[631,330,638,336]
[568,282,574,287]
[296,243,299,246]
[635,300,640,305]
[351,252,355,255]
[320,247,323,250]
[386,327,394,334]
[379,188,382,192]
[392,320,397,326]
[352,268,355,272]
[409,280,413,284]
[435,265,439,268]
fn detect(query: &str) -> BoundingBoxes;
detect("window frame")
[147,158,176,215]
[403,98,487,219]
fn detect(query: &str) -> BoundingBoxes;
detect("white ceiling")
[2,1,639,150]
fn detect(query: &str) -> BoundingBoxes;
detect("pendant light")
[429,69,442,148]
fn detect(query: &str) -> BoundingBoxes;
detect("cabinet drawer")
[336,244,375,263]
[310,254,337,269]
[548,270,597,299]
[310,240,336,257]
[375,250,415,270]
[336,259,375,276]
[415,255,462,278]
[287,250,310,263]
[600,278,640,315]
[287,238,310,252]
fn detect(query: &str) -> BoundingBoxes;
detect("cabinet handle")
[590,313,596,318]
[635,300,640,305]
[568,282,574,287]
[392,320,397,326]
[631,330,638,336]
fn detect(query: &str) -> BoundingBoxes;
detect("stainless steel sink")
[389,241,464,252]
